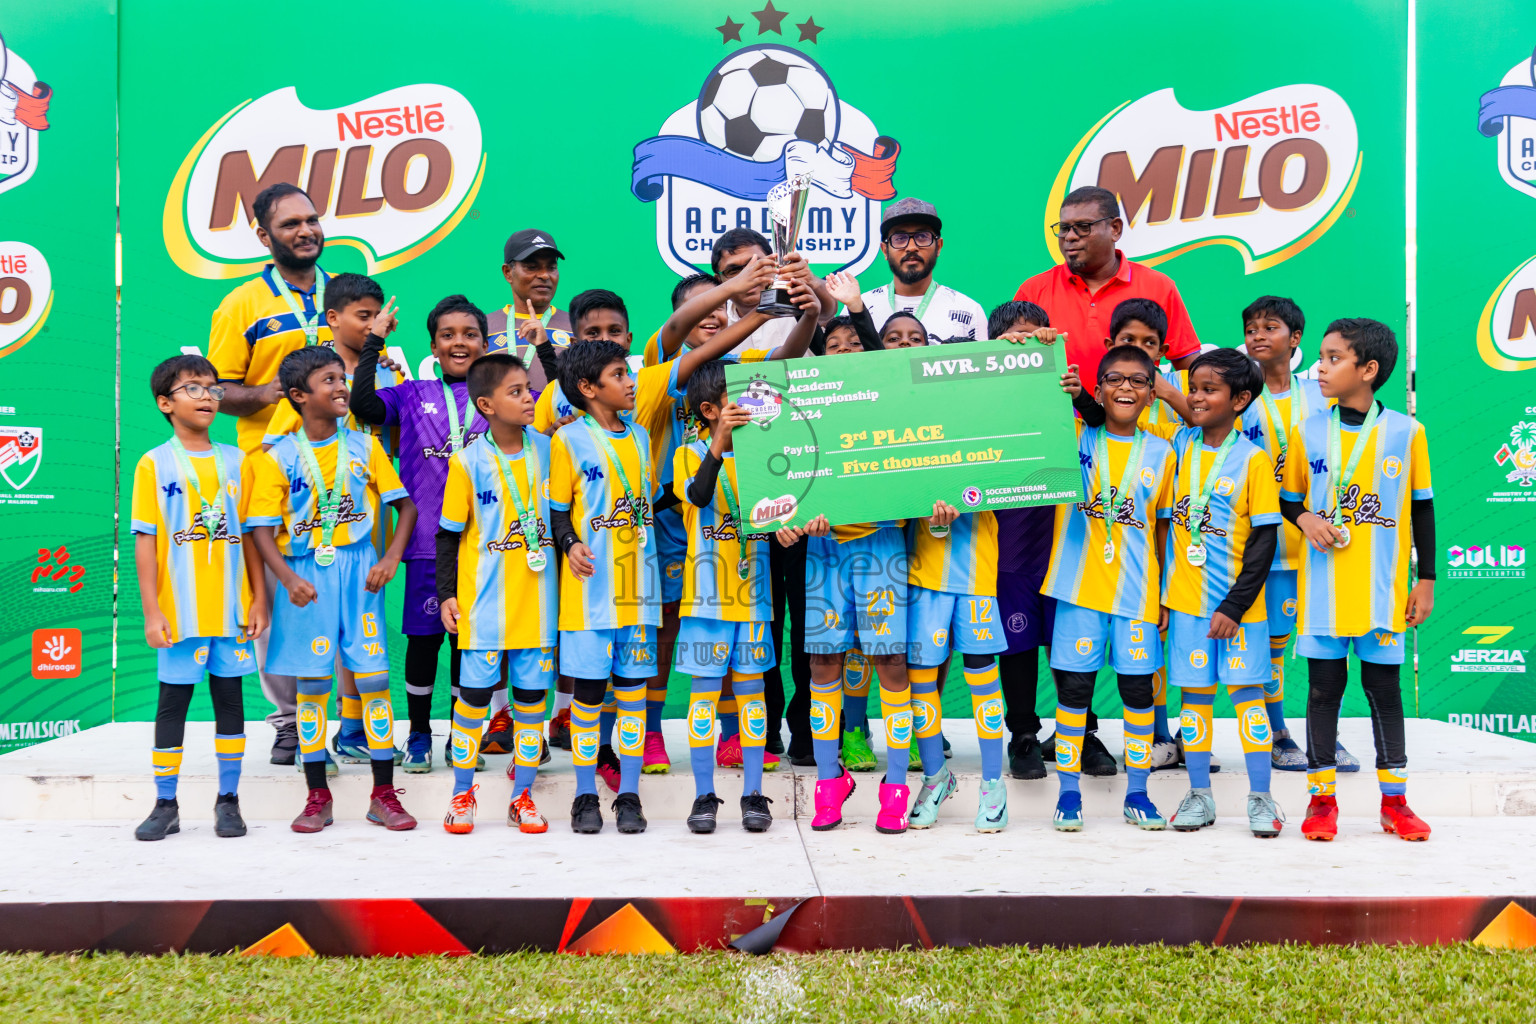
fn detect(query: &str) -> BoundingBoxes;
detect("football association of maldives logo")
[0,424,41,489]
[631,42,901,277]
[0,33,54,198]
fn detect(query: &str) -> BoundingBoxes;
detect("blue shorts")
[1048,602,1163,674]
[460,647,556,690]
[158,634,254,684]
[674,617,776,675]
[268,544,390,677]
[559,625,659,680]
[655,505,688,605]
[998,571,1054,655]
[401,557,444,636]
[1265,569,1298,638]
[1298,631,1407,666]
[1167,610,1271,687]
[804,531,909,657]
[907,587,1006,667]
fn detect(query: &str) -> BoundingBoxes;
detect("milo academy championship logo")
[631,31,901,276]
[1051,84,1360,274]
[164,84,485,278]
[0,32,55,198]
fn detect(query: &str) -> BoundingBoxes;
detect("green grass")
[2,945,1531,1023]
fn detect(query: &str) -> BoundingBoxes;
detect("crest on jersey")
[1382,456,1402,479]
[1215,477,1236,496]
[0,425,42,490]
[632,42,901,277]
[1189,650,1209,669]
[310,637,331,657]
[0,34,54,198]
[193,645,210,666]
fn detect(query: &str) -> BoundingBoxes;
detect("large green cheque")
[724,341,1085,531]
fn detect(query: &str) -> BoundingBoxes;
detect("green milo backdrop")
[0,0,1528,748]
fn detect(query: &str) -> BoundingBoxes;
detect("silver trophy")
[756,172,813,317]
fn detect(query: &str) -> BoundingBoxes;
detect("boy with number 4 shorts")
[132,355,266,842]
[438,353,559,834]
[1043,345,1176,831]
[1149,348,1286,837]
[1280,319,1436,842]
[246,346,419,833]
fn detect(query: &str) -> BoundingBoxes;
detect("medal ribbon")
[272,270,327,347]
[1259,375,1309,463]
[892,278,939,323]
[1187,429,1240,549]
[441,379,470,452]
[719,453,748,540]
[295,430,350,553]
[1094,427,1147,558]
[492,430,544,559]
[1326,403,1381,525]
[583,419,651,537]
[168,438,228,563]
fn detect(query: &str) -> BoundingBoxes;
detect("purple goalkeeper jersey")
[378,379,488,560]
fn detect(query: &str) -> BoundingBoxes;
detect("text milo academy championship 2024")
[726,341,1084,531]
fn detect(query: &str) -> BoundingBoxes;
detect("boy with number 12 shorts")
[132,355,266,843]
[1280,319,1436,843]
[1149,348,1285,837]
[1043,345,1176,832]
[246,346,419,833]
[438,353,559,834]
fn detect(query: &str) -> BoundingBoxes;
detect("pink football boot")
[876,782,911,834]
[811,769,857,831]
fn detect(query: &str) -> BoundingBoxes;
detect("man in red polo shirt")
[1015,186,1200,384]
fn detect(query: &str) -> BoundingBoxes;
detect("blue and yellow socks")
[614,683,646,794]
[571,699,602,796]
[296,677,333,764]
[152,746,184,800]
[1232,684,1272,792]
[1123,704,1155,794]
[735,674,768,796]
[718,693,739,739]
[1179,687,1217,788]
[1151,668,1173,742]
[810,673,844,780]
[214,734,244,795]
[449,694,488,795]
[842,648,871,734]
[599,687,618,749]
[687,677,722,796]
[1267,634,1290,734]
[879,684,913,784]
[909,666,944,776]
[338,690,363,742]
[966,662,1004,782]
[645,681,668,735]
[1054,705,1088,794]
[512,692,546,794]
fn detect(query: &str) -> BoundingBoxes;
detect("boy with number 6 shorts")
[438,353,559,834]
[1150,348,1286,836]
[246,346,419,833]
[132,355,267,842]
[1280,319,1436,842]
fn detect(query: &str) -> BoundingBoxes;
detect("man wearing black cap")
[856,198,987,344]
[486,229,573,395]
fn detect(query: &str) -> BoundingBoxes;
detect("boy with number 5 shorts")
[1280,319,1436,843]
[246,346,419,833]
[1149,348,1285,837]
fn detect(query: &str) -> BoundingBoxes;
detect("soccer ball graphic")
[697,46,840,162]
[16,429,35,447]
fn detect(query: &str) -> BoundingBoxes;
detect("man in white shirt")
[859,198,987,344]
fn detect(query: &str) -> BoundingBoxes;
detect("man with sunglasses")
[1014,186,1200,387]
[858,198,986,344]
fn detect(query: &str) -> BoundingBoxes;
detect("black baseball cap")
[503,229,565,263]
[880,197,942,240]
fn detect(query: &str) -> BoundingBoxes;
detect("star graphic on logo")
[752,1,788,35]
[796,16,824,43]
[716,16,744,42]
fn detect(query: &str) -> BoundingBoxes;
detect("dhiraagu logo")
[1050,84,1359,273]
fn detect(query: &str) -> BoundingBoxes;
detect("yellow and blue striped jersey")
[439,434,558,650]
[1280,406,1432,637]
[1159,427,1281,622]
[261,366,401,456]
[549,419,662,630]
[907,512,999,597]
[1138,367,1188,429]
[641,329,774,486]
[673,442,770,622]
[486,304,574,354]
[208,265,333,453]
[131,441,253,642]
[243,427,406,558]
[1043,423,1177,621]
[831,521,907,543]
[1236,376,1331,572]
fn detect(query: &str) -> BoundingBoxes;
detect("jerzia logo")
[1051,85,1359,274]
[632,41,900,276]
[0,32,54,197]
[165,85,485,279]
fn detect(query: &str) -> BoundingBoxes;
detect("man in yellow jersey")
[207,182,331,766]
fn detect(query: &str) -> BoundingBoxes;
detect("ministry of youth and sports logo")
[1477,47,1536,372]
[631,44,901,276]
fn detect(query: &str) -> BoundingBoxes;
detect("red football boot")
[1301,794,1338,841]
[1380,795,1431,841]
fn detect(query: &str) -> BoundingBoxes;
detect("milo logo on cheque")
[752,494,797,528]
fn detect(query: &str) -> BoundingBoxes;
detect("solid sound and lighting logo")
[630,29,901,277]
[1049,85,1360,274]
[164,85,485,279]
[1446,543,1527,580]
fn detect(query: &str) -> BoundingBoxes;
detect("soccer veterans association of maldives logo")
[0,424,42,489]
[1051,84,1359,274]
[0,33,54,198]
[164,84,485,279]
[631,39,900,277]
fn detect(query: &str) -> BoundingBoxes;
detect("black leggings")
[1052,670,1154,715]
[1000,650,1099,738]
[154,677,243,748]
[571,677,612,707]
[1305,658,1406,772]
[405,633,461,732]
